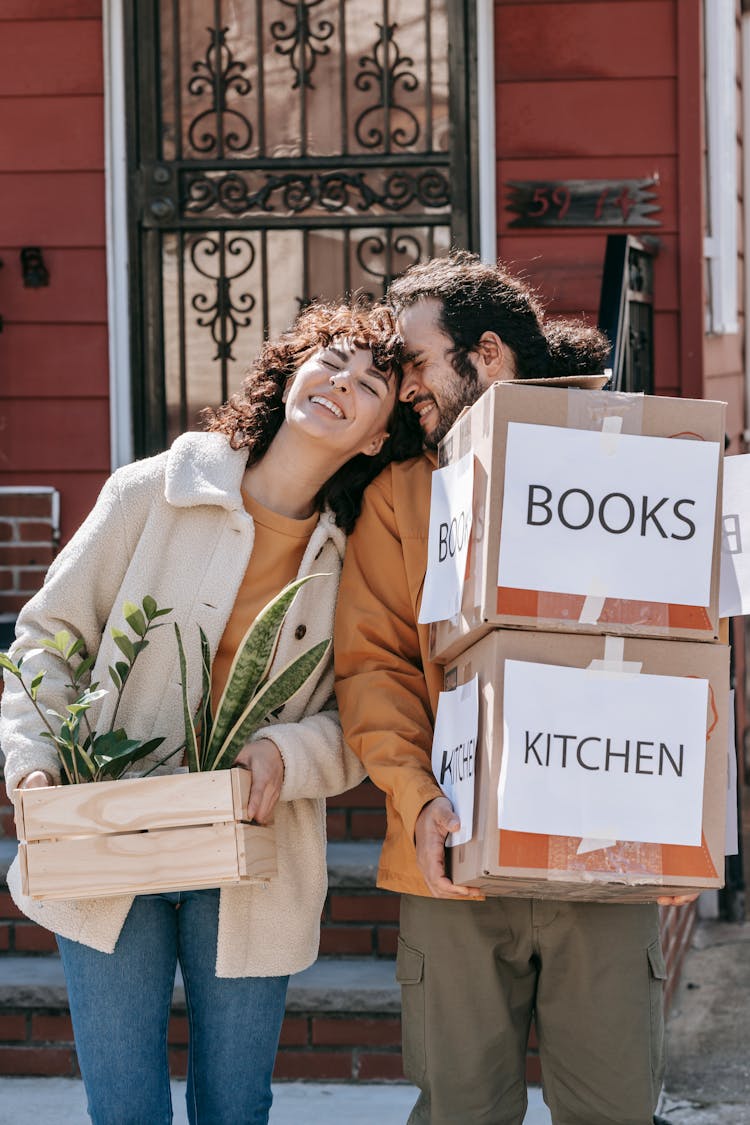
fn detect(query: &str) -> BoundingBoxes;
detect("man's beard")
[422,365,481,449]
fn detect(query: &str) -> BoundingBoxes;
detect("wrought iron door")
[125,0,477,455]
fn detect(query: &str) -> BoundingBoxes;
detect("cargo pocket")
[396,936,426,1084]
[647,939,667,1092]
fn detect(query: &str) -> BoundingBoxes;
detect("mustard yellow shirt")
[211,491,318,710]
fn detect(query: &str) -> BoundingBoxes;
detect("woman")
[1,301,420,1125]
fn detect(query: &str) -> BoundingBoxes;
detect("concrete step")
[0,954,400,1013]
[326,840,381,888]
[0,1079,554,1125]
[287,955,399,1013]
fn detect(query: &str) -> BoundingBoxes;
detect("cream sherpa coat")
[1,431,365,976]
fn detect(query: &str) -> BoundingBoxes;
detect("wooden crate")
[14,768,276,900]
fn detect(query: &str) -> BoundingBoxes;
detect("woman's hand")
[657,893,700,907]
[233,738,284,825]
[14,771,53,831]
[17,771,53,790]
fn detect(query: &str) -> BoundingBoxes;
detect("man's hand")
[233,738,284,824]
[656,893,700,907]
[414,796,483,899]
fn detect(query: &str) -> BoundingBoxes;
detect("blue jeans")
[57,888,289,1125]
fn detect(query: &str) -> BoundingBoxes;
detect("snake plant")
[175,573,330,772]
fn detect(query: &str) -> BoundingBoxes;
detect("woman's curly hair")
[202,300,422,533]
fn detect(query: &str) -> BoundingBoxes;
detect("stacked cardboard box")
[430,381,730,901]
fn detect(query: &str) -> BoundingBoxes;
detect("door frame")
[103,0,134,469]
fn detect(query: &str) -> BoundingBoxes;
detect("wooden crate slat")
[236,822,277,881]
[22,820,276,899]
[17,770,252,841]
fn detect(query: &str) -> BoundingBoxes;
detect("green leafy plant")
[175,574,330,772]
[2,575,331,786]
[0,596,172,784]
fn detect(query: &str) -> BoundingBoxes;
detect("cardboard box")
[14,768,276,900]
[445,629,729,901]
[430,382,726,662]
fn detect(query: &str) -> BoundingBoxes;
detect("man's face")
[397,298,481,449]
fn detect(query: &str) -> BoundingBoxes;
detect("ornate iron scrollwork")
[190,234,255,361]
[355,23,420,150]
[183,167,450,217]
[130,0,462,456]
[187,26,253,155]
[356,232,423,292]
[270,0,334,89]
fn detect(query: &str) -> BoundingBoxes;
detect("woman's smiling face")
[283,339,397,461]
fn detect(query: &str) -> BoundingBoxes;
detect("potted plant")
[8,576,329,899]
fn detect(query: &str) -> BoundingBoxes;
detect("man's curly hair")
[202,301,422,533]
[388,250,610,380]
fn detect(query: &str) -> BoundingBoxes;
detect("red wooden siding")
[495,1,677,81]
[494,0,684,396]
[0,9,109,544]
[676,0,705,401]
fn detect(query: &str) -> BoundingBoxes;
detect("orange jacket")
[334,453,444,896]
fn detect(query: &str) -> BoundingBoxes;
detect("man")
[335,252,693,1125]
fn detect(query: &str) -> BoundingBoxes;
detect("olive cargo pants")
[397,895,666,1125]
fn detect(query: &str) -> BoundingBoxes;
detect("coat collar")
[164,431,347,560]
[164,431,248,511]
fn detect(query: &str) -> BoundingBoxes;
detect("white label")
[499,660,709,846]
[720,453,750,617]
[419,453,474,624]
[431,674,479,847]
[498,423,719,607]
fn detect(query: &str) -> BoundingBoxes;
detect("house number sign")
[505,178,660,228]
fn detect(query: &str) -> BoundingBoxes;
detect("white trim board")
[103,0,134,469]
[476,0,496,264]
[704,0,739,336]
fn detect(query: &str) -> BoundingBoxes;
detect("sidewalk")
[0,1078,552,1124]
[658,919,750,1125]
[0,919,747,1124]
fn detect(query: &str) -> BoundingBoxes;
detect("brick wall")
[0,1017,77,1079]
[0,488,58,623]
[326,779,387,842]
[0,1008,408,1083]
[324,780,398,957]
[321,886,399,958]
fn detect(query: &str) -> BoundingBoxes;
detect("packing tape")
[586,635,643,678]
[579,577,607,624]
[577,837,617,855]
[577,417,625,624]
[566,388,644,435]
[600,413,623,454]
